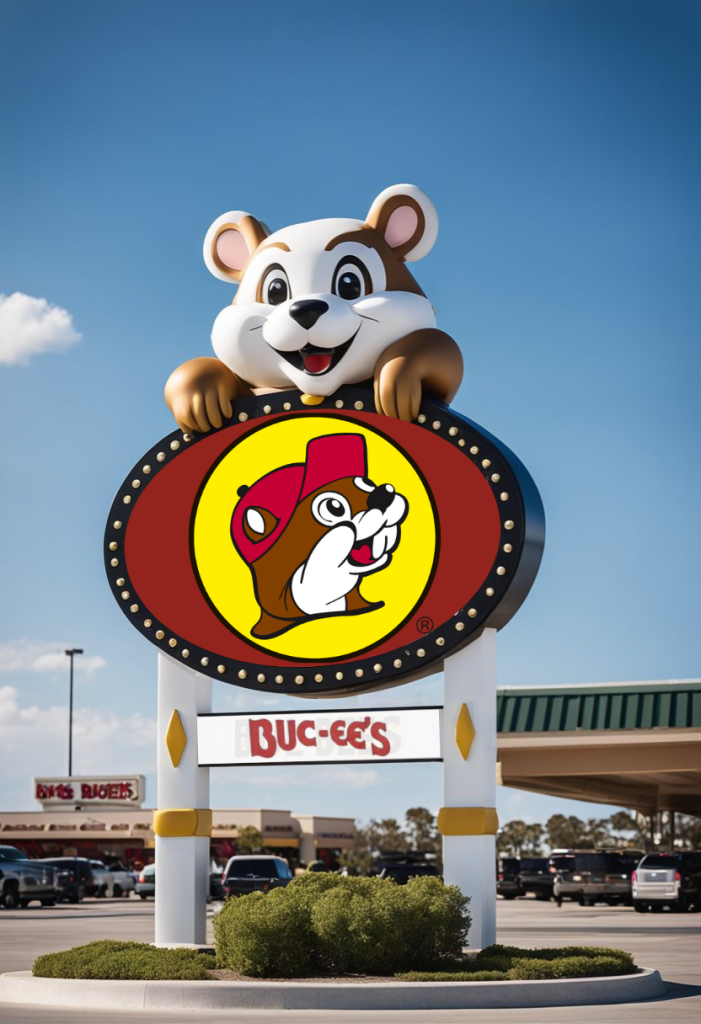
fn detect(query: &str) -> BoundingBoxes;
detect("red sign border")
[105,386,544,696]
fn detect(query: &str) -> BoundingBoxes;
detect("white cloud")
[0,686,156,808]
[0,640,106,675]
[0,292,81,366]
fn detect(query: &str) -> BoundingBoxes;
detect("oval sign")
[105,386,544,696]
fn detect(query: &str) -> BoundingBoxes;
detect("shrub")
[214,888,315,977]
[214,873,470,977]
[32,940,213,981]
[398,945,637,982]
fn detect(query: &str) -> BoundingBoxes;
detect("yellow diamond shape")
[455,703,475,760]
[166,710,187,767]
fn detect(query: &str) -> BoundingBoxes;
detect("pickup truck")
[0,845,59,909]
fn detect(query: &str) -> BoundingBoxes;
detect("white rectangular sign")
[197,707,443,766]
[34,775,145,808]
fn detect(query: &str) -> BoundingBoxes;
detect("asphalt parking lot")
[0,896,699,1023]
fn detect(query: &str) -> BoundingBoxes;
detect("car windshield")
[226,859,285,878]
[141,865,155,877]
[520,858,548,871]
[0,847,28,861]
[640,854,683,868]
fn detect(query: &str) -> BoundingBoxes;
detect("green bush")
[214,888,315,977]
[399,945,637,982]
[214,873,470,977]
[32,940,213,981]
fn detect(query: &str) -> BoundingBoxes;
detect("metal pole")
[65,649,83,777]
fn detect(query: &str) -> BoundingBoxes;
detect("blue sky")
[1,0,699,832]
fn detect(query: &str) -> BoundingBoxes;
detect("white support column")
[154,653,211,946]
[441,628,497,950]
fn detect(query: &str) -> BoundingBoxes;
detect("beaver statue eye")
[311,491,352,526]
[332,258,369,301]
[262,266,290,306]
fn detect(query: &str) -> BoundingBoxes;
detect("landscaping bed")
[32,876,639,984]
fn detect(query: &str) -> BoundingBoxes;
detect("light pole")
[65,649,83,776]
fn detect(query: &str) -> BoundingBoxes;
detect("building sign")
[105,387,544,696]
[34,776,145,809]
[197,707,442,766]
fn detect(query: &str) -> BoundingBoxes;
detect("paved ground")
[0,896,699,1022]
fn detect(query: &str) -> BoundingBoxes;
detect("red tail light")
[497,873,504,881]
[138,873,146,883]
[675,871,681,882]
[632,870,637,883]
[263,883,269,891]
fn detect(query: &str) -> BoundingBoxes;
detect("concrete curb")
[0,969,666,1011]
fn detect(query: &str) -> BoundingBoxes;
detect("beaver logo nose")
[366,484,395,514]
[288,299,328,330]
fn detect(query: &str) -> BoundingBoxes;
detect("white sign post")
[151,634,498,950]
[154,654,211,946]
[440,628,498,950]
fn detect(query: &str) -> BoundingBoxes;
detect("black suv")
[37,857,94,903]
[633,851,701,912]
[496,857,522,899]
[519,856,553,900]
[222,855,294,897]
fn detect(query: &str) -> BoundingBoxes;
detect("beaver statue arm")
[164,357,253,433]
[373,329,463,422]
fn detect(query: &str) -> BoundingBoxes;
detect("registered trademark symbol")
[416,616,434,634]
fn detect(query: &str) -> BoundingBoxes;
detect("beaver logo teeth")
[230,433,408,640]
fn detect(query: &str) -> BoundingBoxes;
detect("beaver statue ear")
[243,506,279,543]
[203,211,270,283]
[365,184,438,262]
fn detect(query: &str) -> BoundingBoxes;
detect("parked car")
[497,857,522,899]
[553,849,643,906]
[37,857,94,903]
[136,863,156,899]
[375,852,440,885]
[104,862,135,898]
[136,863,226,902]
[0,846,59,908]
[222,855,294,897]
[519,856,553,900]
[633,851,701,913]
[88,860,112,897]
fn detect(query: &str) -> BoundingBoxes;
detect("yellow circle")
[192,416,437,660]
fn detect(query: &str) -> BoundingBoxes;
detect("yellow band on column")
[153,809,212,838]
[437,807,499,836]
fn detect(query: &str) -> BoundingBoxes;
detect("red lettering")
[275,719,297,751]
[347,716,371,750]
[297,721,316,747]
[98,785,108,799]
[250,719,276,759]
[370,721,391,757]
[330,720,347,746]
[57,784,73,799]
[108,784,119,800]
[35,784,45,799]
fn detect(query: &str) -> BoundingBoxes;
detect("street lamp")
[65,648,83,776]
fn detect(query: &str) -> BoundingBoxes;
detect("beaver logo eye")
[261,265,290,306]
[332,257,371,301]
[311,491,352,526]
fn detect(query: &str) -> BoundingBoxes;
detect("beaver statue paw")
[164,357,249,434]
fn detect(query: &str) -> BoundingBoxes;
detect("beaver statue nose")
[366,484,395,514]
[288,299,329,330]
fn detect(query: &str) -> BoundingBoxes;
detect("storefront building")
[1,776,355,869]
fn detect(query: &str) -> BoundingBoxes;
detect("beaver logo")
[231,433,408,639]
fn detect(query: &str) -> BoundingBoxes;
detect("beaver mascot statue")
[164,184,463,430]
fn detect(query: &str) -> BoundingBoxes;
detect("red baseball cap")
[231,433,368,564]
